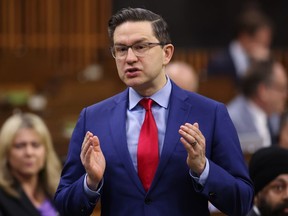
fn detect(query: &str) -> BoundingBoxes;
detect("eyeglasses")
[268,182,288,194]
[111,42,165,59]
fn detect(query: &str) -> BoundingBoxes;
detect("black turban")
[249,146,288,194]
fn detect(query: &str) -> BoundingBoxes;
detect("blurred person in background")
[165,61,199,92]
[227,59,288,154]
[247,146,288,216]
[278,111,288,149]
[0,112,62,216]
[207,7,273,85]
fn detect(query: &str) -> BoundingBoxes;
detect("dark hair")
[241,59,275,98]
[108,7,171,45]
[280,110,288,133]
[234,8,272,37]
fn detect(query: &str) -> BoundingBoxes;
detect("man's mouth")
[126,67,139,73]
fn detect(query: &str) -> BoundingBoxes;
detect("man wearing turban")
[247,146,288,216]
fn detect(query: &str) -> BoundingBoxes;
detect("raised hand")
[80,131,106,190]
[179,122,206,175]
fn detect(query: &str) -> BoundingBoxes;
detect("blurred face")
[262,63,288,115]
[243,27,272,60]
[252,26,272,48]
[166,62,198,92]
[246,27,272,50]
[9,128,46,180]
[112,21,173,96]
[279,122,288,149]
[256,174,288,216]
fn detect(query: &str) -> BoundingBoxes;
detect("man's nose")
[126,48,138,61]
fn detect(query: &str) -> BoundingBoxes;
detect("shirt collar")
[229,40,250,75]
[253,205,261,215]
[247,99,268,124]
[128,76,172,110]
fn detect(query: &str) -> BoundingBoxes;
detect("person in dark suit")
[0,112,62,216]
[279,111,288,149]
[54,7,253,216]
[227,59,288,154]
[246,146,288,216]
[207,7,273,85]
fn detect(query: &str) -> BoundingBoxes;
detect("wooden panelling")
[0,0,112,81]
[1,0,288,162]
[0,0,115,159]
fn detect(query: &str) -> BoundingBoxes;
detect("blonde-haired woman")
[0,113,62,216]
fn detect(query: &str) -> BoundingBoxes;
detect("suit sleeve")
[54,108,101,216]
[201,103,254,216]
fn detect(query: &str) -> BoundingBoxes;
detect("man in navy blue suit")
[54,7,253,216]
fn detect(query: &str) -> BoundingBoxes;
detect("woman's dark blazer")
[0,186,42,216]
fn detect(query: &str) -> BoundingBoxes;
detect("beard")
[258,197,288,216]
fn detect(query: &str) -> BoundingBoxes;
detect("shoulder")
[0,187,41,216]
[172,83,226,112]
[227,95,246,109]
[227,95,249,116]
[85,88,128,111]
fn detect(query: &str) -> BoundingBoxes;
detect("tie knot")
[139,98,153,111]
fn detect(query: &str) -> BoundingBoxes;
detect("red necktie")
[137,98,159,191]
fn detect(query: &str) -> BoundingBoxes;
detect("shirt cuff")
[83,174,103,201]
[189,158,209,186]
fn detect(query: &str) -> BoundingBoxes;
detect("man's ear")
[254,194,259,205]
[254,190,264,206]
[163,44,174,65]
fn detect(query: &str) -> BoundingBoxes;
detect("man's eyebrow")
[114,39,147,46]
[271,178,287,185]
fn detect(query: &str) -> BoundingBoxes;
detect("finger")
[80,141,90,162]
[91,136,100,151]
[180,137,197,151]
[180,124,197,140]
[81,131,93,150]
[83,144,94,170]
[191,140,198,147]
[85,144,93,163]
[185,123,201,136]
[179,127,198,147]
[81,133,93,160]
[185,122,205,142]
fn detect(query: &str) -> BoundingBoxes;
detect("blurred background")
[0,0,287,161]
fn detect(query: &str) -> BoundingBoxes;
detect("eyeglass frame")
[110,42,167,59]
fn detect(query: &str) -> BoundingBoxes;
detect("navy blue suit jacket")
[207,47,238,83]
[55,82,253,216]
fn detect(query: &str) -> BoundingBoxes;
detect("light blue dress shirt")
[84,77,209,196]
[126,78,171,171]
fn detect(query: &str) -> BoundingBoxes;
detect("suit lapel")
[109,90,144,192]
[151,85,192,190]
[109,86,194,193]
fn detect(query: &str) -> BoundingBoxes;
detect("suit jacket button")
[145,198,152,204]
[209,192,216,199]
